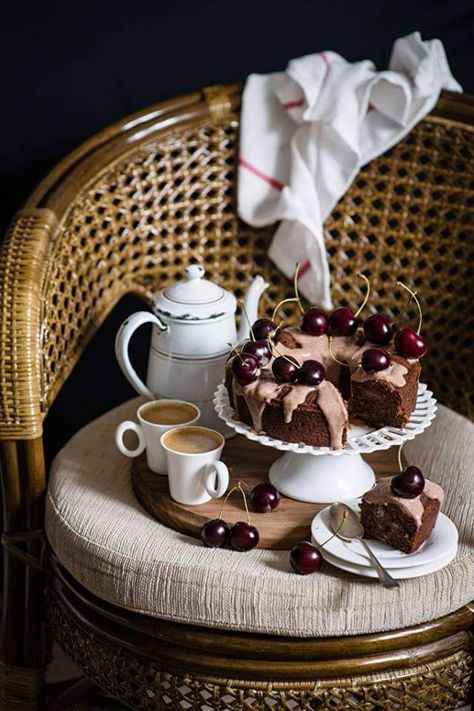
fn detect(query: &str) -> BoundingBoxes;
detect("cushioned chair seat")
[45,397,474,638]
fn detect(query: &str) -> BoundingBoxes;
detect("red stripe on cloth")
[239,158,285,192]
[295,260,311,280]
[320,51,329,68]
[367,102,376,113]
[283,98,305,109]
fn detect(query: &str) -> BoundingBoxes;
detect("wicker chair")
[0,84,473,710]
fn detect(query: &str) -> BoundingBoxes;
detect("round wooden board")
[132,436,399,550]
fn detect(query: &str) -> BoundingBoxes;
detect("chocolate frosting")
[363,477,444,526]
[231,326,417,449]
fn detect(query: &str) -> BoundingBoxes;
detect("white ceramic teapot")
[115,265,268,435]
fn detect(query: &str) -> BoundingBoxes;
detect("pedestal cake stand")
[213,383,437,504]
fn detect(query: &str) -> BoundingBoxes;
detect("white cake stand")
[213,383,437,504]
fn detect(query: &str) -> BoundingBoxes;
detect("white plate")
[319,546,457,580]
[311,499,458,569]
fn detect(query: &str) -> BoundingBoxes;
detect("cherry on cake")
[360,471,444,554]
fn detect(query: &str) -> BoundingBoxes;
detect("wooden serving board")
[132,436,399,550]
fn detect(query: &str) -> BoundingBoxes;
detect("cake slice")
[360,476,444,554]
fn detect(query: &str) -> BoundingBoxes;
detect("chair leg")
[0,661,44,711]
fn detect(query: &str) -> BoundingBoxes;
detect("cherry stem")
[238,299,255,341]
[398,443,404,473]
[227,342,244,363]
[293,262,305,315]
[393,290,415,326]
[238,481,251,525]
[218,480,249,521]
[272,297,300,324]
[396,281,423,335]
[354,273,371,318]
[267,335,299,366]
[318,510,348,549]
[328,337,351,368]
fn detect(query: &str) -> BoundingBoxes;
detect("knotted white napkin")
[238,32,461,309]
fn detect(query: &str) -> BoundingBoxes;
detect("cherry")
[252,318,281,343]
[230,521,260,551]
[272,355,299,384]
[201,518,231,548]
[328,307,358,336]
[301,307,328,336]
[298,359,325,386]
[394,327,428,359]
[231,354,260,385]
[250,482,280,513]
[290,541,322,575]
[361,348,391,373]
[242,339,272,366]
[391,466,425,499]
[363,314,393,345]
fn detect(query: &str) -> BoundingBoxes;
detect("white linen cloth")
[238,32,462,309]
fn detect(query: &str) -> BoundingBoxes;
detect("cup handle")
[115,421,146,458]
[202,461,229,499]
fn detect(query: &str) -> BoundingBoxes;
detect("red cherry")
[289,541,322,575]
[252,318,281,343]
[201,519,231,548]
[328,307,358,336]
[272,355,299,384]
[297,360,325,386]
[394,327,428,359]
[363,314,393,345]
[230,521,260,551]
[361,348,391,373]
[250,482,280,513]
[231,354,260,385]
[391,466,425,499]
[301,307,328,336]
[242,340,272,366]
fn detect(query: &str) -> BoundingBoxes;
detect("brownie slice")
[360,477,443,554]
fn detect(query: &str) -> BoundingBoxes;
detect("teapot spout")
[237,275,269,342]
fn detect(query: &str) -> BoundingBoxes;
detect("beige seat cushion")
[46,397,474,638]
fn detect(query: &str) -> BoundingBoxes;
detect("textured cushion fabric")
[45,397,474,638]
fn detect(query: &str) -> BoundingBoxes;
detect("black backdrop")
[2,0,474,461]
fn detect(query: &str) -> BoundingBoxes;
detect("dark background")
[2,0,474,461]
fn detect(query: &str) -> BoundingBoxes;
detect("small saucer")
[311,498,458,569]
[318,546,457,580]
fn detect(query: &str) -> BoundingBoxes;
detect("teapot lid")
[153,265,237,321]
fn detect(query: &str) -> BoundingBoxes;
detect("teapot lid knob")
[185,265,205,281]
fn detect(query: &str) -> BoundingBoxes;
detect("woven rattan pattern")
[1,103,473,439]
[47,588,472,711]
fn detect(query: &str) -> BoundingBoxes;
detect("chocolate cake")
[226,325,421,450]
[360,477,444,553]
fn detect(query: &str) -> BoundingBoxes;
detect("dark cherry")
[242,339,272,366]
[200,518,231,548]
[391,466,425,499]
[363,314,393,345]
[252,318,281,343]
[297,359,326,386]
[361,348,391,373]
[301,307,328,336]
[289,541,323,575]
[230,521,260,551]
[394,327,428,359]
[328,307,358,336]
[272,355,299,383]
[250,482,281,513]
[231,354,260,385]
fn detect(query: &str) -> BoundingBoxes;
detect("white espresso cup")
[161,426,230,505]
[115,400,200,474]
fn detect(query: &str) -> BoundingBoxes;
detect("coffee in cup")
[115,400,200,475]
[161,426,229,505]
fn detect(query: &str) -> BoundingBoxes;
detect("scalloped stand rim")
[214,383,437,504]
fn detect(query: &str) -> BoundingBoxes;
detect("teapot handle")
[115,311,169,398]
